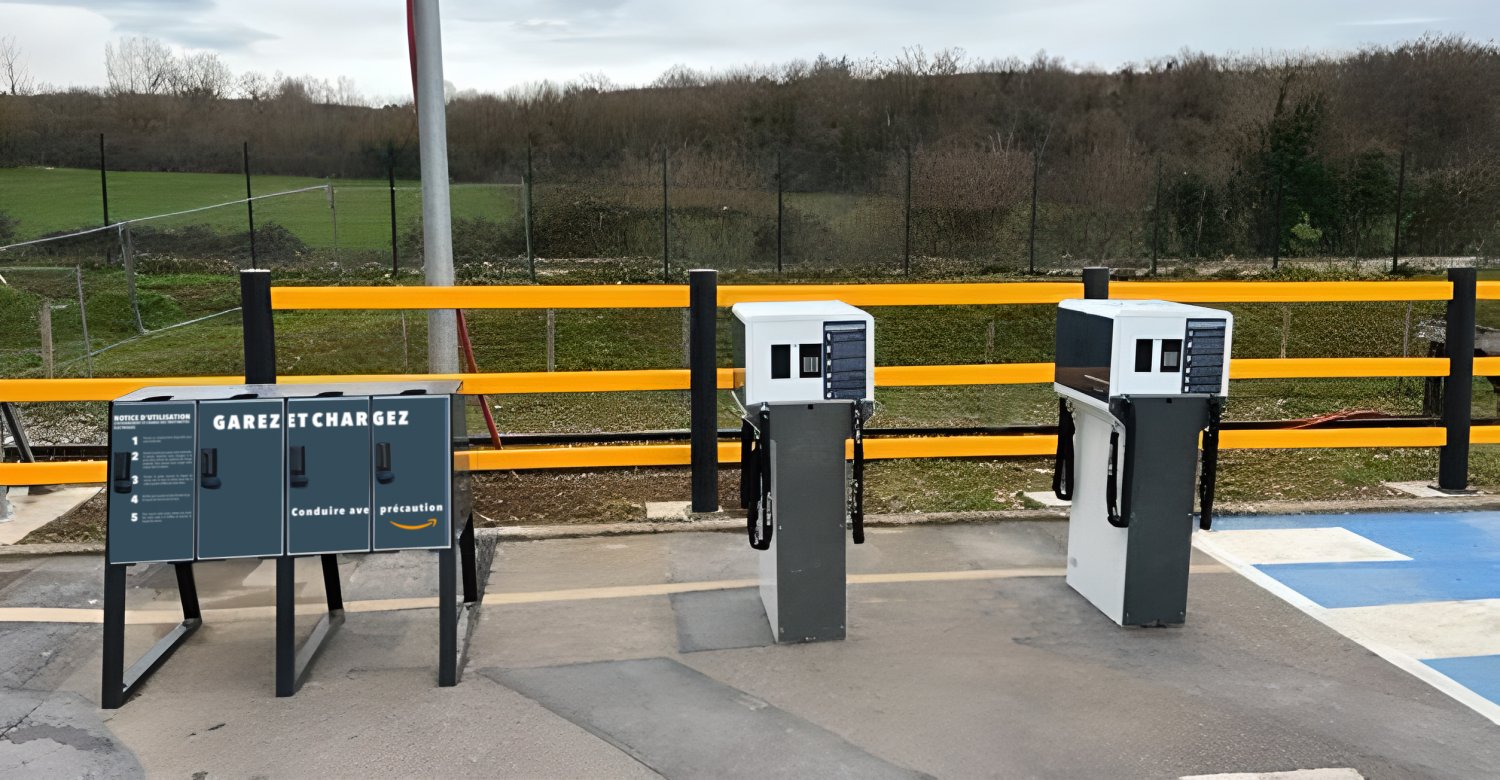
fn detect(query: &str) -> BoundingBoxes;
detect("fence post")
[545,309,556,372]
[1150,157,1162,276]
[524,142,535,281]
[1083,266,1110,299]
[903,144,913,275]
[98,133,110,268]
[122,225,144,334]
[38,300,53,378]
[74,266,93,378]
[243,141,257,269]
[1439,267,1476,491]
[1028,149,1040,274]
[240,269,276,384]
[775,151,784,277]
[1392,146,1408,274]
[388,143,399,275]
[689,269,719,513]
[661,147,670,282]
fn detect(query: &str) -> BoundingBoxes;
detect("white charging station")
[733,300,873,643]
[1053,299,1233,626]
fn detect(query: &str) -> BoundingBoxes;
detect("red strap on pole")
[406,0,419,103]
[455,310,503,449]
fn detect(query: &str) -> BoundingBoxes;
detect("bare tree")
[0,35,34,95]
[172,51,234,99]
[105,36,177,95]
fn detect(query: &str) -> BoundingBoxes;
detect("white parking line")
[1199,527,1410,565]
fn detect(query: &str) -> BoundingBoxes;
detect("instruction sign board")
[107,401,197,565]
[371,394,453,551]
[286,396,373,555]
[196,398,286,560]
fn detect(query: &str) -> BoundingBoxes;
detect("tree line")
[0,35,1497,261]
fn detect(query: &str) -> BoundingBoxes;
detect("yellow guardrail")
[269,279,1453,310]
[3,425,1474,485]
[0,357,1456,403]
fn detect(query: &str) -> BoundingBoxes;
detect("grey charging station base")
[759,402,851,643]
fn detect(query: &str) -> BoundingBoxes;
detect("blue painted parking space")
[1206,511,1500,720]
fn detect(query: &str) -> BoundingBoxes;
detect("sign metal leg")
[101,561,202,709]
[276,555,346,698]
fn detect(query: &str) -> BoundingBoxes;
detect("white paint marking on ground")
[1383,481,1468,499]
[0,486,100,545]
[1181,769,1364,780]
[1195,532,1500,727]
[644,501,692,521]
[1199,527,1411,565]
[1324,598,1500,660]
[1022,491,1071,508]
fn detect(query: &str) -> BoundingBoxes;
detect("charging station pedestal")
[734,301,873,643]
[1053,300,1231,627]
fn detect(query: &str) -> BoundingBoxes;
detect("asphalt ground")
[1,520,1497,778]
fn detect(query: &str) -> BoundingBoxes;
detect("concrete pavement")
[0,520,1496,778]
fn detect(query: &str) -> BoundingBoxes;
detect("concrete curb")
[5,494,1500,554]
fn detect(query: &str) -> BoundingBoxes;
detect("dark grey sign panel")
[371,395,452,551]
[286,396,373,555]
[107,401,197,565]
[196,398,285,560]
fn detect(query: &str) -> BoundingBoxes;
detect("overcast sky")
[2,0,1495,100]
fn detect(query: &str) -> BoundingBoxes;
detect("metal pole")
[1392,146,1407,274]
[524,142,535,281]
[1028,149,1040,274]
[100,133,111,265]
[1083,266,1110,299]
[99,133,109,226]
[903,144,913,275]
[775,152,784,277]
[689,269,718,512]
[1150,157,1162,276]
[1439,267,1476,491]
[239,269,276,384]
[661,146,670,282]
[243,141,256,268]
[1270,171,1282,270]
[388,143,399,275]
[413,0,459,374]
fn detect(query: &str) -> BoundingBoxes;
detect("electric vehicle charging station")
[102,380,475,707]
[734,300,873,643]
[1052,299,1231,627]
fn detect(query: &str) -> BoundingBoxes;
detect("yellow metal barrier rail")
[0,357,1458,403]
[4,425,1478,486]
[270,279,1452,310]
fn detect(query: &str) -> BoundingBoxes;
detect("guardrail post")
[1439,266,1476,491]
[1083,267,1110,299]
[689,269,718,512]
[240,269,276,384]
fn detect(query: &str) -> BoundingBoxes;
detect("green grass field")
[0,167,522,250]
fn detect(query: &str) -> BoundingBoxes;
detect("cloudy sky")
[2,0,1494,100]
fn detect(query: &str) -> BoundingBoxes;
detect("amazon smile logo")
[389,518,438,531]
